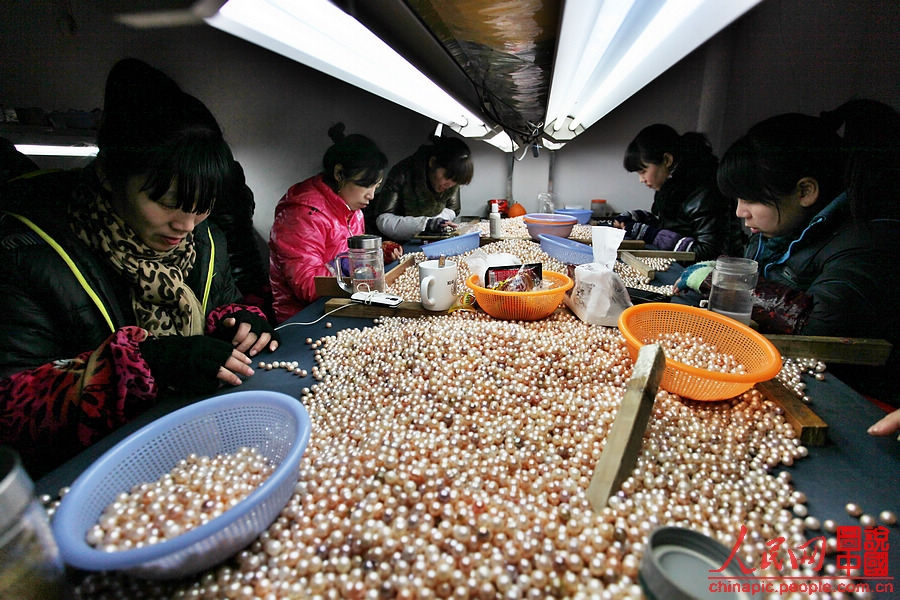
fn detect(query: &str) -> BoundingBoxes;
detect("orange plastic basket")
[617,303,782,401]
[467,271,573,321]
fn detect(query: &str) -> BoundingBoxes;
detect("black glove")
[211,309,279,345]
[425,217,452,234]
[140,335,234,393]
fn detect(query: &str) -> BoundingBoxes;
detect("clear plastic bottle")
[591,198,610,219]
[489,201,502,238]
[538,192,555,214]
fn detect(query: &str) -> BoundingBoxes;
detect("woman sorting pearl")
[368,134,474,242]
[268,123,402,322]
[715,99,900,403]
[0,58,277,477]
[616,124,745,261]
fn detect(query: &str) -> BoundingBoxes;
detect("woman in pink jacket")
[269,124,402,322]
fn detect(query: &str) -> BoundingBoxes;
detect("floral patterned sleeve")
[0,325,157,475]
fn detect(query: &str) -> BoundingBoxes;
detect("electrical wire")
[274,303,354,329]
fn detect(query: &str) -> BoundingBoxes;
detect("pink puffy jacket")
[268,174,364,322]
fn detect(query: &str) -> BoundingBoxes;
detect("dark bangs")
[345,165,385,189]
[430,136,473,185]
[717,137,780,206]
[622,141,648,172]
[441,154,474,185]
[138,126,233,214]
[322,132,388,190]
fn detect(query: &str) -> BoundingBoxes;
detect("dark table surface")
[37,246,900,593]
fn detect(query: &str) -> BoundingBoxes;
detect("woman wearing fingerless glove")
[617,124,745,260]
[0,59,276,477]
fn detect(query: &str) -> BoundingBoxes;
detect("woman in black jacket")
[0,58,278,476]
[616,124,745,261]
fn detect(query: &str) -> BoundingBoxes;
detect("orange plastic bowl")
[617,303,782,401]
[467,271,573,321]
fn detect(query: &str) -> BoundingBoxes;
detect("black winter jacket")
[651,158,745,261]
[0,168,241,377]
[747,192,900,402]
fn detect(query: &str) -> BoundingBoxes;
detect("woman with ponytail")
[617,124,745,261]
[268,123,401,322]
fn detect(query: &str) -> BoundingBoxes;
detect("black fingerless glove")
[425,217,450,234]
[140,335,234,393]
[212,309,279,345]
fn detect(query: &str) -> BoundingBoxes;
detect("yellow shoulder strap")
[202,226,214,314]
[5,213,218,328]
[5,212,116,333]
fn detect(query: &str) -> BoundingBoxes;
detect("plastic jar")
[0,447,70,599]
[707,257,759,325]
[591,198,609,219]
[334,234,385,294]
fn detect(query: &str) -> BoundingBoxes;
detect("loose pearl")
[879,510,897,526]
[846,503,863,517]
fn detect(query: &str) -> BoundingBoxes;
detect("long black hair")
[717,113,843,212]
[820,99,900,220]
[96,58,233,215]
[427,135,473,185]
[321,123,387,191]
[623,124,715,172]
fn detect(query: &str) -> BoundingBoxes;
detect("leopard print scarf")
[69,186,205,336]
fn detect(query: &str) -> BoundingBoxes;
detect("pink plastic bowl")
[522,213,577,240]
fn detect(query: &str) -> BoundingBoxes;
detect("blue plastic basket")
[555,208,592,224]
[52,391,311,579]
[538,233,594,265]
[422,230,481,258]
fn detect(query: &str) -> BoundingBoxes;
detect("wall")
[2,0,898,231]
[0,1,435,236]
[551,0,900,216]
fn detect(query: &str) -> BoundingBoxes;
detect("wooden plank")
[765,335,892,366]
[618,251,655,279]
[756,378,828,446]
[588,344,665,512]
[617,249,695,261]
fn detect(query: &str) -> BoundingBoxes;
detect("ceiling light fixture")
[205,0,516,152]
[544,0,762,140]
[15,144,98,157]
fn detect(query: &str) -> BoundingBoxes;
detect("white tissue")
[591,226,625,270]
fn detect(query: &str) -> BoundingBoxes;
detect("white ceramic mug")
[419,259,458,311]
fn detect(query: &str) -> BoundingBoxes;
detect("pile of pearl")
[259,360,309,378]
[85,448,274,552]
[612,262,674,296]
[388,238,674,305]
[386,240,567,302]
[66,311,828,599]
[649,332,747,374]
[775,357,827,402]
[476,216,595,241]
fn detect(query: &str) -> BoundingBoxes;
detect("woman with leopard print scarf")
[0,58,278,477]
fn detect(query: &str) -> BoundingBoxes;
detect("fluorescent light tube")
[206,0,495,142]
[545,0,762,138]
[15,144,99,157]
